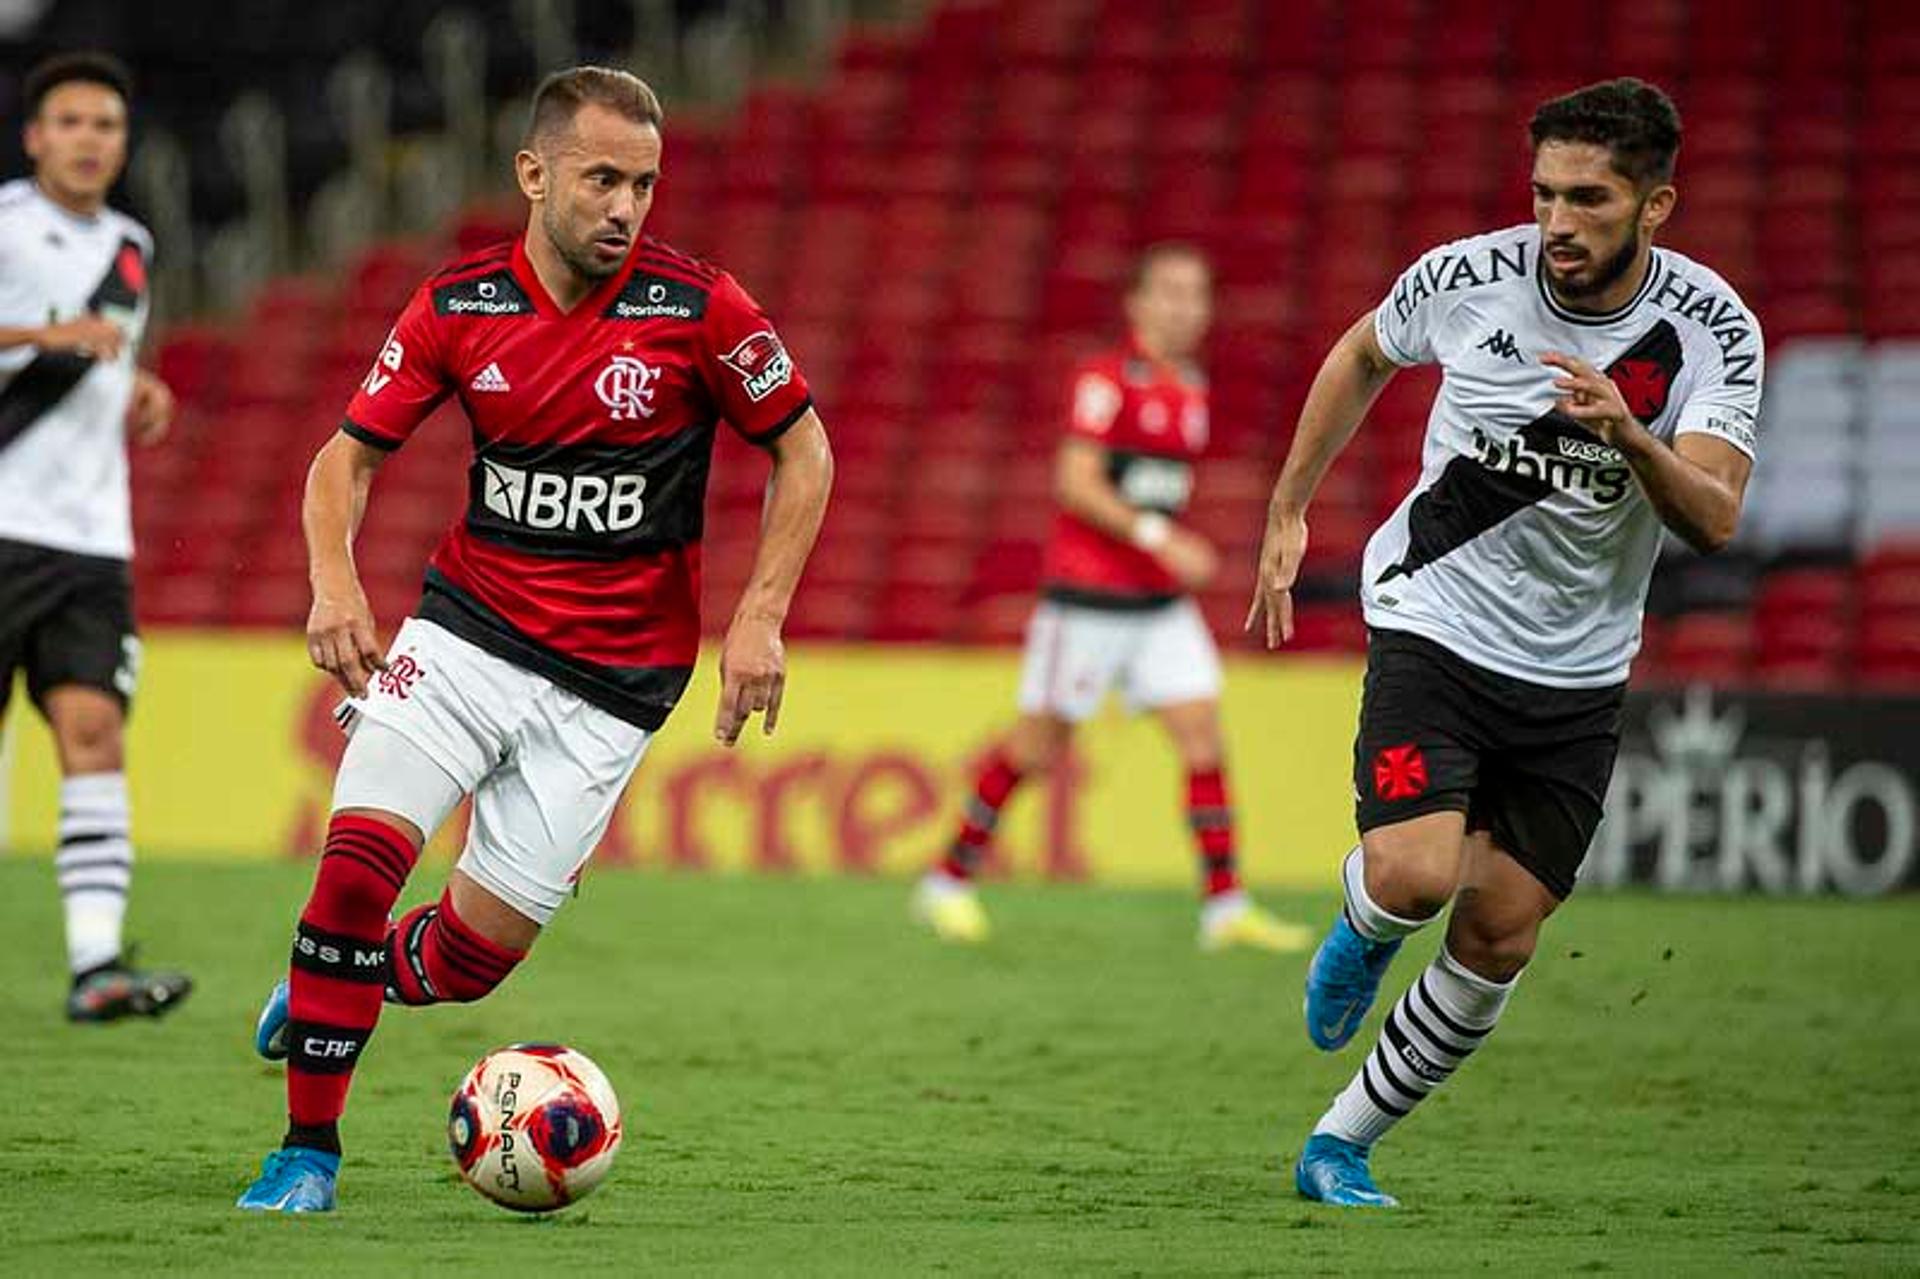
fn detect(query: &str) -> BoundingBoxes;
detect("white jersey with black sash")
[1364,224,1763,688]
[0,179,153,560]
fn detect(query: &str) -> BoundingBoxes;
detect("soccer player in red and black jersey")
[911,244,1307,952]
[237,67,833,1213]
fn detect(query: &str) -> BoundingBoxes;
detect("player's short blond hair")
[523,66,663,151]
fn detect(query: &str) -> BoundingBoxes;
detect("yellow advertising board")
[3,632,1364,888]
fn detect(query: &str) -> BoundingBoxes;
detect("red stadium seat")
[1857,614,1920,687]
[126,0,1888,661]
[1654,612,1755,685]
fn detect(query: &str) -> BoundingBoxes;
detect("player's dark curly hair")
[22,51,133,116]
[1529,78,1681,187]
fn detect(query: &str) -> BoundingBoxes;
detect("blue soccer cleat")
[254,979,290,1061]
[1295,1132,1398,1208]
[1304,914,1402,1051]
[236,1147,340,1213]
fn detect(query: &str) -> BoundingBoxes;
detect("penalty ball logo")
[490,1071,524,1195]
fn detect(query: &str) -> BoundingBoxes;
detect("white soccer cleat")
[1200,891,1313,953]
[911,871,991,944]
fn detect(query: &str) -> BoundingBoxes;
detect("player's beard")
[1546,207,1646,306]
[542,203,623,282]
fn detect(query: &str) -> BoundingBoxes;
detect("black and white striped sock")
[57,773,133,976]
[1314,947,1517,1147]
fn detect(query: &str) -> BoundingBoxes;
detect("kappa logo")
[1476,328,1523,362]
[470,361,511,393]
[721,330,794,402]
[594,353,659,420]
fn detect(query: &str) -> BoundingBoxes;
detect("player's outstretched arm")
[303,432,391,698]
[0,313,125,359]
[1247,313,1400,648]
[1543,352,1752,554]
[1055,438,1218,590]
[714,409,833,747]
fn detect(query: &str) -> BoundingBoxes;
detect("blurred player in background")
[1247,79,1761,1206]
[0,53,188,1023]
[914,244,1309,953]
[237,66,833,1213]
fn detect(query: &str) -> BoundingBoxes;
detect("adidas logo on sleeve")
[469,362,511,393]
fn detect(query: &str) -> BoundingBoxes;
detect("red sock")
[386,890,526,1006]
[940,748,1024,880]
[286,814,419,1142]
[1188,768,1239,898]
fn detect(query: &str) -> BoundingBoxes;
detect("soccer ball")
[448,1043,623,1212]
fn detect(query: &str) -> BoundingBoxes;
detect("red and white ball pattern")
[448,1043,623,1212]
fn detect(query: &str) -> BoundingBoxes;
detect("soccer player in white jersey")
[1246,79,1762,1207]
[0,53,188,1023]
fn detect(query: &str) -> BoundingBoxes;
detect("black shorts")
[0,537,139,718]
[1353,628,1625,899]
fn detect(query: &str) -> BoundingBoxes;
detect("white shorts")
[1015,598,1223,723]
[330,617,652,925]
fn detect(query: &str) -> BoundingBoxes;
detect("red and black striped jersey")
[1041,338,1210,609]
[341,234,813,729]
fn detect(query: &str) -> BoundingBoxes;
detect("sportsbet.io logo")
[444,280,524,315]
[614,282,697,320]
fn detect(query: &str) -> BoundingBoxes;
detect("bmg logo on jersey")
[1469,426,1632,505]
[481,459,647,533]
[595,353,659,420]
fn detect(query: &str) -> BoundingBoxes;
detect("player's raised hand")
[124,369,175,445]
[1542,351,1637,447]
[1245,510,1308,649]
[307,582,387,699]
[715,612,786,747]
[38,312,124,361]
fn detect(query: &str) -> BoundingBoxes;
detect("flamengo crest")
[595,353,658,420]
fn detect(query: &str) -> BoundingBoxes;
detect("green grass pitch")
[1,859,1916,1275]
